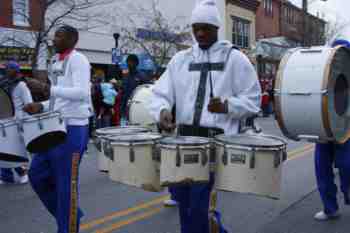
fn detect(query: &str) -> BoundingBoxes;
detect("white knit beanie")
[190,0,221,28]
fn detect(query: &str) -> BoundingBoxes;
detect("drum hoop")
[22,111,61,122]
[214,134,286,149]
[0,118,18,127]
[215,141,285,151]
[159,144,210,150]
[321,47,339,140]
[111,141,158,147]
[107,133,163,143]
[158,136,210,146]
[274,49,298,140]
[95,126,149,136]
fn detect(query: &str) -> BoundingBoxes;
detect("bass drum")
[275,46,350,143]
[127,84,157,131]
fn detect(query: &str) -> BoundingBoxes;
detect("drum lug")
[282,150,287,162]
[95,138,102,152]
[222,147,228,166]
[201,149,208,166]
[176,146,181,167]
[152,143,161,162]
[274,151,281,168]
[129,143,135,163]
[210,144,216,163]
[38,118,43,130]
[0,122,6,137]
[249,150,255,169]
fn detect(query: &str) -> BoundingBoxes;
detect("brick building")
[255,0,326,91]
[0,0,44,72]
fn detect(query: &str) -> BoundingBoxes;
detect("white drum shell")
[21,112,66,153]
[215,143,285,199]
[160,145,210,186]
[0,120,28,168]
[97,137,110,172]
[275,46,350,143]
[110,142,163,192]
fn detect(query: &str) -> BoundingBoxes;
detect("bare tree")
[1,0,113,72]
[107,0,191,69]
[324,16,350,44]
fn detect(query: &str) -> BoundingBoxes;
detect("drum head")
[159,136,210,146]
[107,133,162,142]
[96,126,149,136]
[215,134,286,148]
[0,88,14,119]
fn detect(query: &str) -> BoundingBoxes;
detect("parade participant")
[0,61,32,184]
[23,25,90,233]
[313,39,350,221]
[120,54,149,124]
[148,0,261,232]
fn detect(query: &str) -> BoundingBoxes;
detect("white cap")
[190,0,222,28]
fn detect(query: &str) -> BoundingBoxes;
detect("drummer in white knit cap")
[148,0,261,233]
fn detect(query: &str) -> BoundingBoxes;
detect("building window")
[232,16,251,49]
[264,0,273,16]
[13,0,30,27]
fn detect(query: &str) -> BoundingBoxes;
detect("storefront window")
[13,0,29,27]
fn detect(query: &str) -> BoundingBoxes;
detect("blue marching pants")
[1,167,26,183]
[172,173,215,233]
[315,140,350,214]
[28,125,89,233]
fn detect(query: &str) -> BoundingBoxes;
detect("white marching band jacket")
[148,40,262,135]
[42,50,91,126]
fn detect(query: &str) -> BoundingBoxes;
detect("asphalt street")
[1,116,348,233]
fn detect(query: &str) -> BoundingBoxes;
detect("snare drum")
[108,133,163,192]
[215,134,287,199]
[20,111,67,153]
[127,84,157,131]
[158,136,211,186]
[275,46,350,143]
[94,126,150,172]
[0,119,29,168]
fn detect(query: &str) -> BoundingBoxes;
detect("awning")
[254,37,300,61]
[78,49,112,65]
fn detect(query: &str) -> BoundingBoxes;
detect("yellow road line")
[287,144,314,161]
[80,195,169,231]
[94,207,164,233]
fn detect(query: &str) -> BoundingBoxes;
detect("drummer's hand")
[208,97,228,114]
[159,109,176,132]
[25,78,51,97]
[23,103,44,115]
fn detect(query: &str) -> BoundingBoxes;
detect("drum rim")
[158,136,210,146]
[0,118,18,127]
[21,111,61,122]
[106,132,163,142]
[95,126,150,135]
[214,134,286,148]
[274,49,299,141]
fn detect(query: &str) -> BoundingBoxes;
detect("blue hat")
[5,61,20,73]
[331,39,350,48]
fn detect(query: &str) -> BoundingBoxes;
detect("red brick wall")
[256,0,280,40]
[0,0,43,31]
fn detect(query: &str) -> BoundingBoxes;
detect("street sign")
[111,48,122,64]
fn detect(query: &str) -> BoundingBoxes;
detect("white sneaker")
[18,175,29,184]
[0,179,4,184]
[163,199,178,207]
[314,210,340,221]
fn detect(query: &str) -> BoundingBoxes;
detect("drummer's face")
[192,23,218,50]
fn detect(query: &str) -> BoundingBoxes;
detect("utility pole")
[302,0,308,46]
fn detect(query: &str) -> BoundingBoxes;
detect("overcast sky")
[290,0,350,38]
